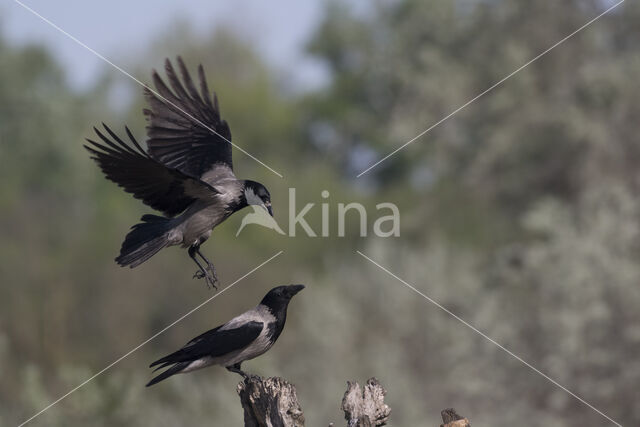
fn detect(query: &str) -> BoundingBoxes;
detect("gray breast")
[175,180,244,247]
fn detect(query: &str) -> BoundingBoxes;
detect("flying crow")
[85,57,273,288]
[146,284,304,386]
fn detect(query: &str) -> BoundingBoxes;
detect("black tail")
[116,214,172,268]
[146,362,188,387]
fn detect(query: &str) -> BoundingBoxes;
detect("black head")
[260,284,305,312]
[243,180,273,216]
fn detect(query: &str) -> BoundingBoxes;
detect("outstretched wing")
[144,56,234,180]
[149,321,263,369]
[85,124,218,217]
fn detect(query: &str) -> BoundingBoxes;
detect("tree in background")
[2,0,640,425]
[301,0,640,425]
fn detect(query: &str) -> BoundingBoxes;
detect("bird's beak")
[264,203,273,217]
[288,284,305,296]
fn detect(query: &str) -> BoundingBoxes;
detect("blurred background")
[1,0,639,425]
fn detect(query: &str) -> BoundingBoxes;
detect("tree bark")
[440,408,471,427]
[237,376,305,427]
[340,378,391,427]
[237,375,468,427]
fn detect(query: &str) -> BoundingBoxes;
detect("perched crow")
[146,284,304,386]
[85,57,273,288]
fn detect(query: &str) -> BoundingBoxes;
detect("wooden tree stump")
[236,376,470,426]
[440,408,470,427]
[340,377,391,426]
[237,376,305,427]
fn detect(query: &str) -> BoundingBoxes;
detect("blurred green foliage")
[1,1,640,425]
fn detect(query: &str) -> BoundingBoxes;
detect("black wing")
[149,321,263,368]
[85,124,218,217]
[144,56,233,178]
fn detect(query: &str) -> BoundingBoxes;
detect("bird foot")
[240,373,261,383]
[193,269,218,290]
[206,264,219,284]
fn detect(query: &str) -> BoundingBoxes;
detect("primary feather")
[84,124,219,217]
[144,57,234,178]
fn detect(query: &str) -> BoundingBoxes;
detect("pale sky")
[4,0,332,90]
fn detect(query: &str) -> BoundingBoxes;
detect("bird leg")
[195,247,218,284]
[226,363,248,379]
[188,246,217,289]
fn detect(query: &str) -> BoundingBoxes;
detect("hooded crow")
[84,57,273,288]
[146,284,304,387]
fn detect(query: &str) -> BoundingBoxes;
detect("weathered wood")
[440,408,470,427]
[236,376,469,427]
[237,376,305,427]
[340,377,391,426]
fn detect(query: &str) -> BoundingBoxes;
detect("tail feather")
[151,361,173,373]
[116,214,172,268]
[146,362,188,387]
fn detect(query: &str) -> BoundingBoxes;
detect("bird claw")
[240,372,261,382]
[193,269,218,290]
[207,277,219,291]
[207,264,218,284]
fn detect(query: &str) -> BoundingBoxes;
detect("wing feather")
[144,56,234,179]
[149,321,263,368]
[85,124,218,217]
